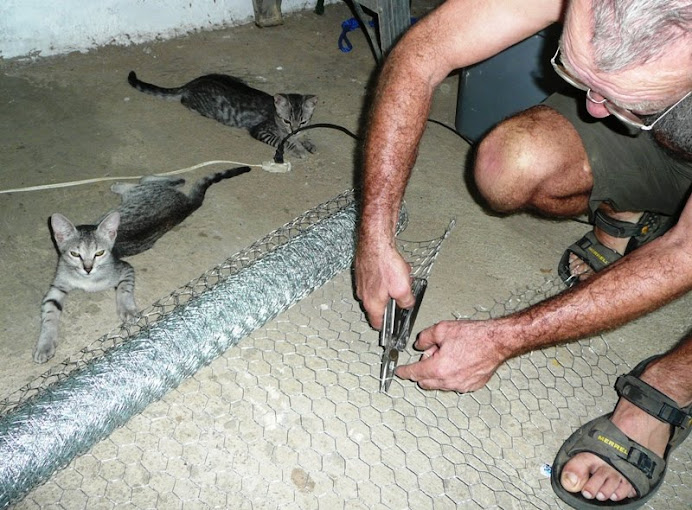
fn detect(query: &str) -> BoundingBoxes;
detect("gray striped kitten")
[35,167,250,363]
[128,71,318,158]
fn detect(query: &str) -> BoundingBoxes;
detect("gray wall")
[0,0,333,59]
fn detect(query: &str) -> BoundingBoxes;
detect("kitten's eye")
[69,251,80,258]
[282,119,291,125]
[94,250,105,257]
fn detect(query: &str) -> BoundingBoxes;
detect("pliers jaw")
[379,278,428,393]
[379,346,399,393]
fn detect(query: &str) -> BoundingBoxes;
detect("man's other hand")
[396,319,510,393]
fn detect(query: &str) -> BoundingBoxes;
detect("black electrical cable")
[273,119,468,163]
[274,123,360,163]
[274,120,592,225]
[426,118,474,145]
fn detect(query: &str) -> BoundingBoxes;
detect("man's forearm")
[360,46,433,244]
[501,229,692,357]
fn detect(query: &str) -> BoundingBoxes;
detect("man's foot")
[551,355,692,508]
[558,207,675,287]
[559,367,671,502]
[565,210,643,283]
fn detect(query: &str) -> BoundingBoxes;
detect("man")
[354,0,692,507]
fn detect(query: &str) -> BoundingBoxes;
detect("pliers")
[379,277,428,393]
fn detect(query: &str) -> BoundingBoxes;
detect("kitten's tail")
[128,71,184,100]
[188,166,252,209]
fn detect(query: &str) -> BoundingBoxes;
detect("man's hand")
[355,239,415,330]
[396,319,511,393]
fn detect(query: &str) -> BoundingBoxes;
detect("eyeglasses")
[550,47,691,131]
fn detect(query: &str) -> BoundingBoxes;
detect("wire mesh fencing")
[1,190,689,509]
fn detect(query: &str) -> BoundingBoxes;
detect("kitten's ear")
[97,211,120,243]
[273,94,289,109]
[273,94,292,117]
[302,95,318,119]
[50,214,78,247]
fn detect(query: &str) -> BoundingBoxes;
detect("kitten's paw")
[288,147,309,159]
[33,340,57,364]
[110,182,137,195]
[118,306,139,324]
[302,140,317,154]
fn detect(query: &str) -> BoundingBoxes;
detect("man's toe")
[568,253,590,279]
[594,472,624,501]
[560,457,587,493]
[607,481,636,502]
[581,465,615,499]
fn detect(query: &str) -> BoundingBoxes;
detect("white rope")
[0,160,262,194]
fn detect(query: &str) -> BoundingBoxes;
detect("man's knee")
[474,105,583,212]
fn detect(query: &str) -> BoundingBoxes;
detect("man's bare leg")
[475,105,649,283]
[474,105,690,502]
[474,105,593,217]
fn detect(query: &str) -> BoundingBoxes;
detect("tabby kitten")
[35,167,251,363]
[108,167,250,257]
[128,71,318,158]
[35,212,135,363]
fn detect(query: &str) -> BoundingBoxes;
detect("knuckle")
[418,380,433,390]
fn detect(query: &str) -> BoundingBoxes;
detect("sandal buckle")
[659,404,689,428]
[627,447,656,478]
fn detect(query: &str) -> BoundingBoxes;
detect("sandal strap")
[616,373,691,429]
[593,210,661,239]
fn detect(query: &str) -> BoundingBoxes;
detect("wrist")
[358,215,398,250]
[488,316,528,361]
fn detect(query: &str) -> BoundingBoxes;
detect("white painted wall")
[0,0,330,60]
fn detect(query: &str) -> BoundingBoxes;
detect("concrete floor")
[0,2,690,508]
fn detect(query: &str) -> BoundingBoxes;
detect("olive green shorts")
[543,90,692,217]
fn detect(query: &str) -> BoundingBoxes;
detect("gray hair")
[591,0,692,71]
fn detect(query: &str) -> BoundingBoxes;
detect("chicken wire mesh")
[1,191,690,509]
[0,190,367,419]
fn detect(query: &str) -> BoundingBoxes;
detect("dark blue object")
[339,17,376,52]
[455,24,563,143]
